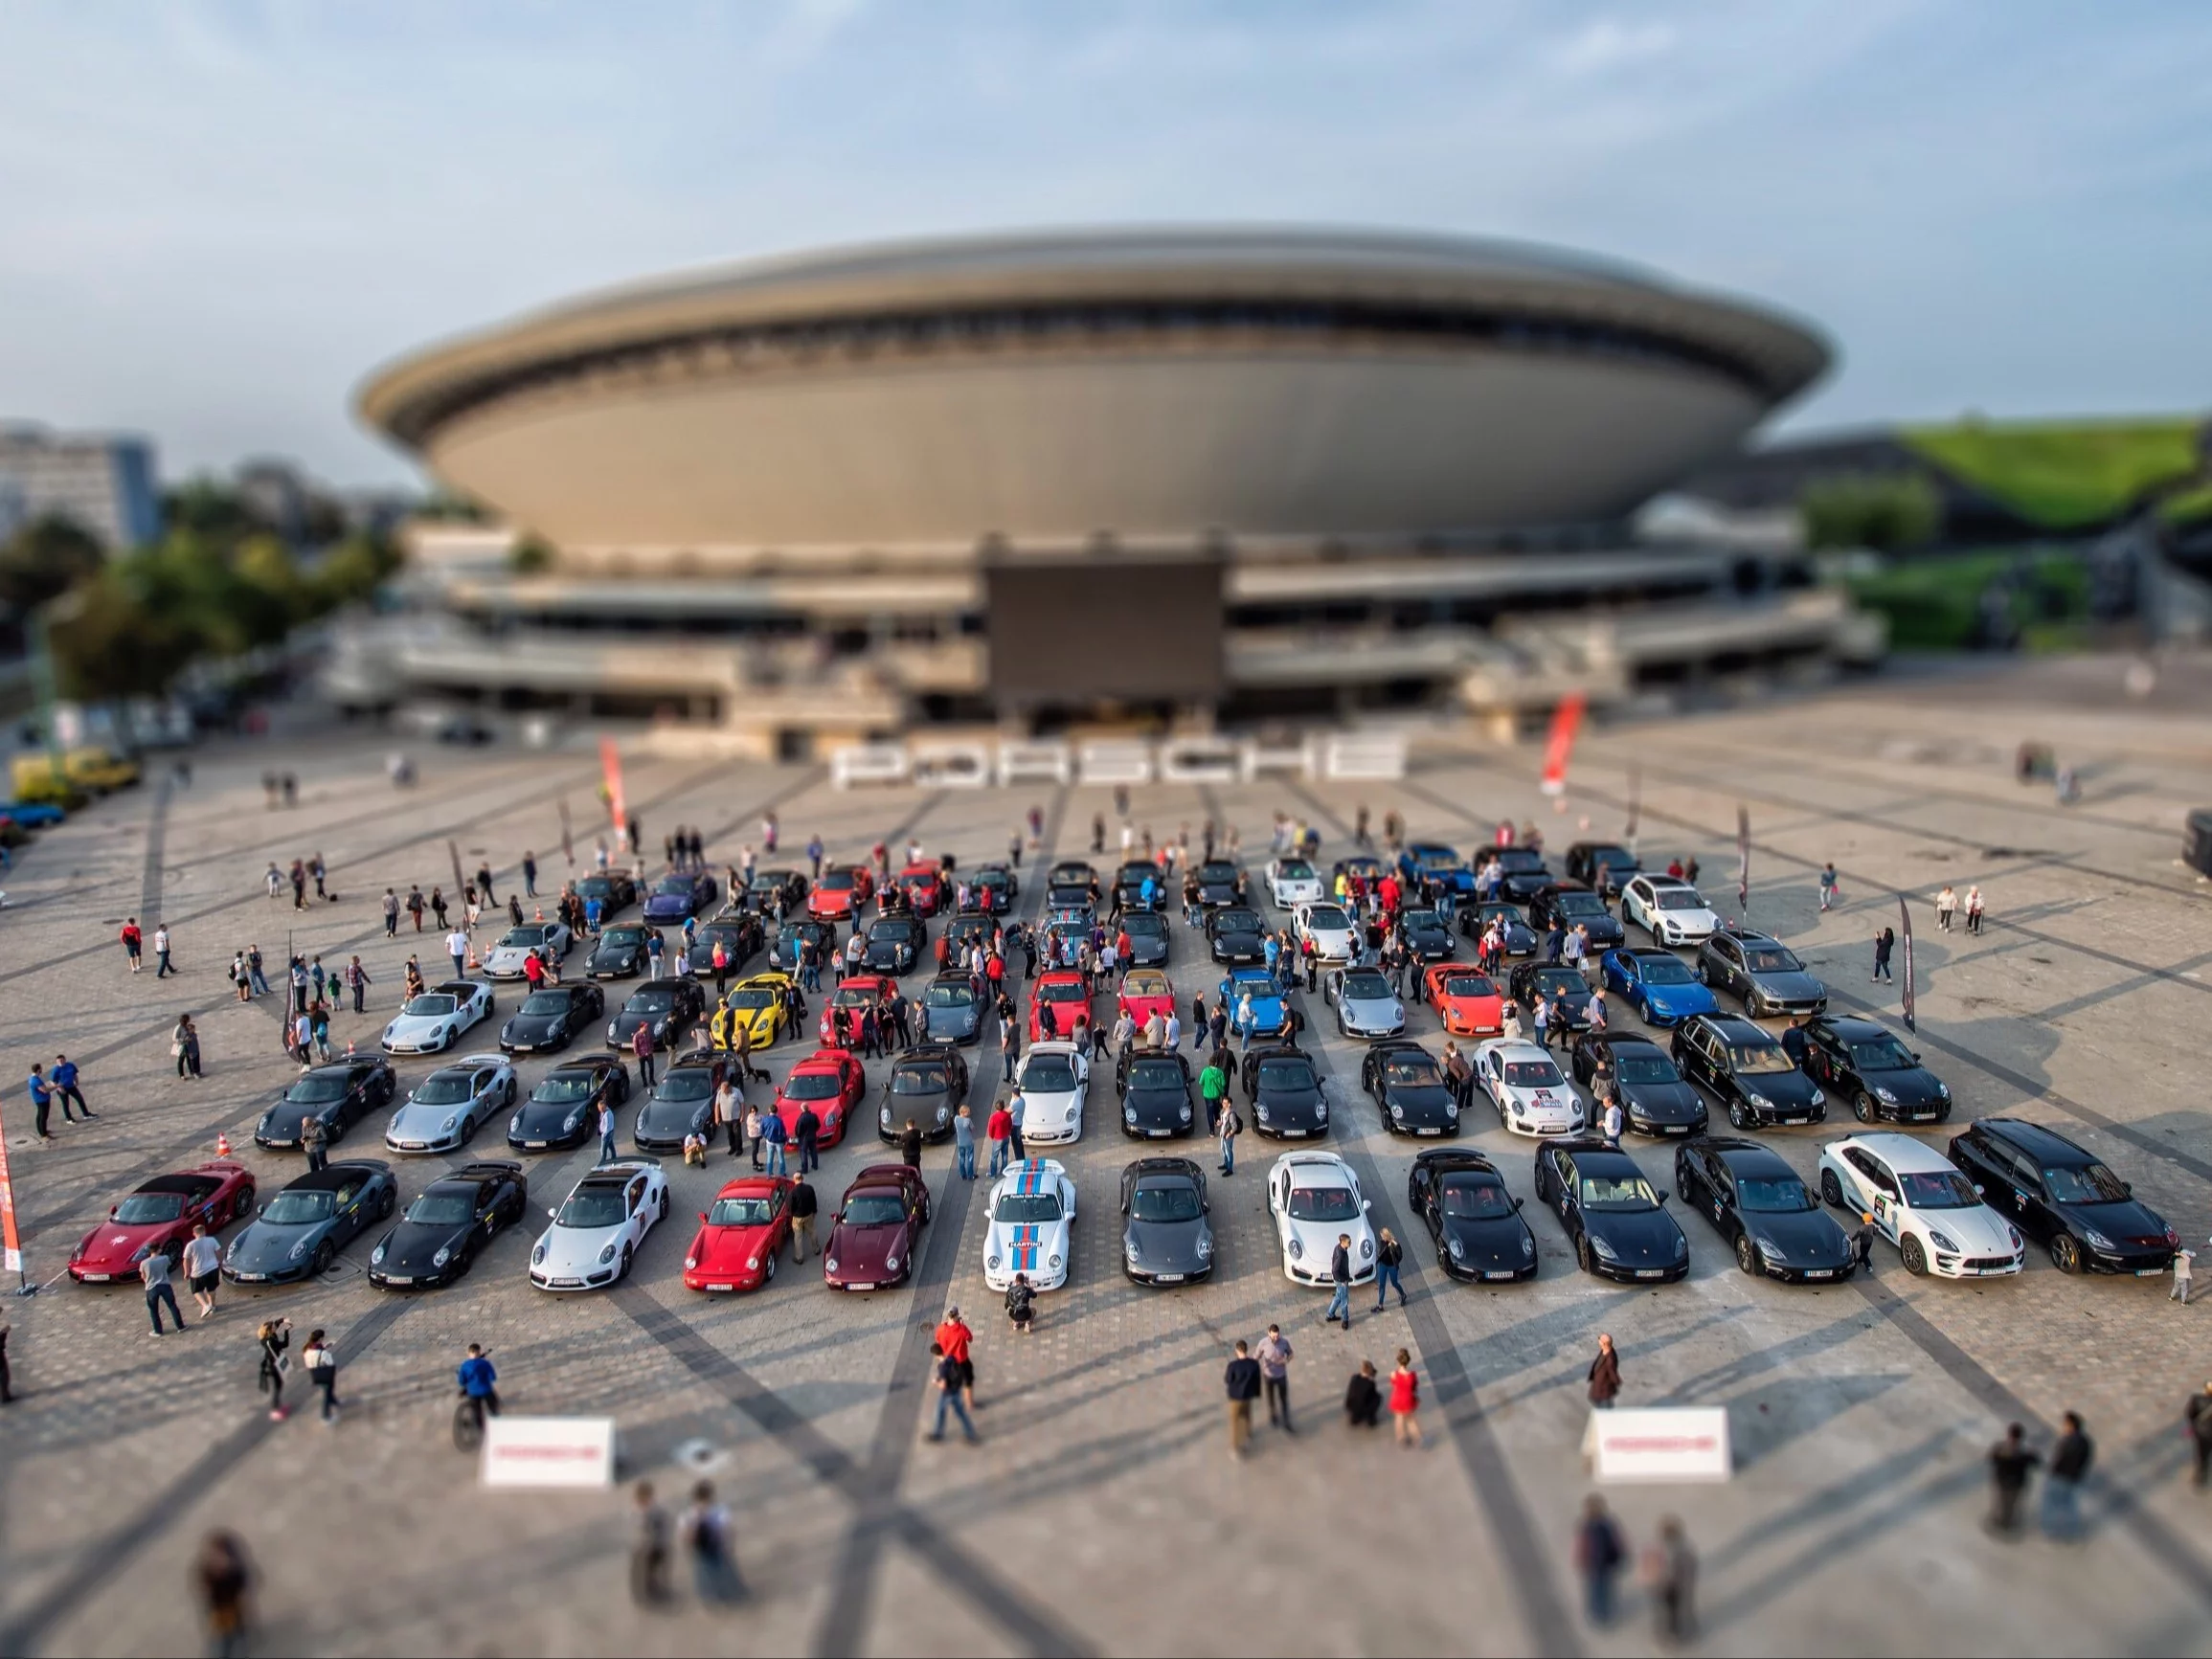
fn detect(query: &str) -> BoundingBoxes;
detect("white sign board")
[829,744,911,790]
[1582,1407,1731,1484]
[481,1416,617,1490]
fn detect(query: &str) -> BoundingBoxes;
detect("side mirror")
[1974,1184,1985,1197]
[1657,1192,1670,1204]
[548,1206,559,1218]
[109,1205,119,1218]
[1362,1199,1374,1213]
[699,1211,709,1223]
[1513,1198,1524,1211]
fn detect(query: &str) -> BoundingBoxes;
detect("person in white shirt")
[1601,1097,1625,1143]
[445,928,470,978]
[181,1223,224,1319]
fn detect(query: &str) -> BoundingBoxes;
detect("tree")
[509,534,555,573]
[0,515,104,617]
[1802,473,1944,552]
[46,569,197,700]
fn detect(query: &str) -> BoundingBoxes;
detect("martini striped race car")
[982,1157,1076,1292]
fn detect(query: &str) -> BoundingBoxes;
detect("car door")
[1986,1140,2051,1239]
[332,1178,371,1245]
[1704,1154,1738,1236]
[1845,1149,1904,1240]
[626,1175,650,1243]
[1553,1152,1581,1230]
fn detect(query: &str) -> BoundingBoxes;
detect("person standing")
[173,1014,203,1080]
[522,850,539,899]
[925,1341,981,1445]
[2185,1381,2212,1490]
[52,1053,90,1121]
[120,916,144,973]
[759,1103,788,1177]
[985,1097,1013,1177]
[445,926,469,980]
[1588,1333,1622,1409]
[195,1531,255,1659]
[952,1104,976,1180]
[2172,1243,2195,1306]
[1223,1339,1262,1460]
[300,1112,329,1173]
[597,1101,618,1165]
[383,888,400,938]
[302,1328,341,1423]
[1644,1516,1697,1644]
[1818,863,1840,911]
[1601,1094,1625,1144]
[1199,1057,1228,1133]
[1574,1494,1628,1626]
[632,1021,656,1088]
[1373,1227,1407,1309]
[182,1224,222,1320]
[1873,926,1895,983]
[142,1244,185,1335]
[154,923,176,977]
[1388,1349,1423,1447]
[682,1481,746,1603]
[1255,1324,1296,1433]
[1343,1359,1381,1428]
[798,1104,824,1175]
[1966,885,1986,934]
[787,1177,817,1264]
[1007,1088,1027,1162]
[1935,885,1958,931]
[1987,1422,2040,1535]
[2043,1411,2093,1538]
[1325,1234,1353,1330]
[25,1065,54,1140]
[714,1076,744,1159]
[345,955,372,1015]
[1217,1094,1239,1177]
[258,1319,292,1420]
[631,1481,671,1606]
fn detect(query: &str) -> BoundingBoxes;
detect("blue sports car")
[1218,967,1294,1041]
[0,799,67,828]
[1398,842,1474,898]
[642,871,718,924]
[1600,948,1718,1026]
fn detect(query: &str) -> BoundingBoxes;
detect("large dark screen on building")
[987,556,1224,705]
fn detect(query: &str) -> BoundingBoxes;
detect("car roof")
[434,979,479,995]
[435,1056,506,1075]
[670,1052,721,1070]
[1369,1038,1432,1059]
[453,1159,522,1181]
[1731,931,1785,949]
[1480,1040,1554,1061]
[1276,1151,1355,1181]
[1695,1015,1772,1041]
[1641,873,1694,888]
[1595,1033,1664,1053]
[1620,947,1678,961]
[1247,1043,1309,1063]
[1820,1015,1892,1041]
[1129,1157,1203,1182]
[549,1054,620,1072]
[1413,1147,1498,1173]
[144,1172,222,1194]
[1542,1137,1641,1169]
[1703,1138,1797,1176]
[1841,1132,1957,1173]
[283,1162,386,1192]
[1975,1116,2091,1165]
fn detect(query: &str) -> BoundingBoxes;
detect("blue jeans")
[956,1141,976,1178]
[451,953,467,978]
[599,1131,618,1164]
[1374,1263,1403,1307]
[1326,1282,1350,1325]
[1586,1566,1618,1625]
[989,1140,1009,1177]
[249,967,270,995]
[1003,1050,1016,1082]
[931,1387,979,1442]
[2042,1477,2083,1539]
[1220,1136,1235,1174]
[764,1142,787,1177]
[146,1282,183,1333]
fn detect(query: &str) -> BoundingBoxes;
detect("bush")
[1802,474,1942,552]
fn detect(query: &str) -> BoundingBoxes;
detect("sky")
[2,0,2208,489]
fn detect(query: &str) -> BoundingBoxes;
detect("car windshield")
[1277,861,1316,881]
[874,920,918,941]
[1501,1060,1565,1087]
[1257,1060,1316,1090]
[406,1192,476,1226]
[1199,863,1237,883]
[1216,910,1261,933]
[1746,947,1804,974]
[1385,1059,1443,1087]
[263,1189,337,1224]
[2043,1163,2129,1204]
[1404,910,1445,931]
[1441,1178,1512,1219]
[1440,975,1497,998]
[532,1074,598,1103]
[1655,888,1704,910]
[1636,956,1695,985]
[1287,1185,1361,1222]
[995,1193,1063,1223]
[1342,971,1391,999]
[500,928,549,948]
[1736,1176,1817,1213]
[1848,1038,1917,1070]
[556,1187,629,1228]
[1131,1184,1202,1222]
[703,925,747,946]
[1555,892,1606,916]
[412,1074,475,1105]
[1496,851,1544,873]
[520,992,569,1015]
[115,1192,188,1224]
[708,1195,778,1226]
[1413,849,1459,870]
[1614,1054,1678,1085]
[1305,907,1350,930]
[655,1071,713,1101]
[603,926,649,946]
[1123,913,1166,937]
[1531,970,1585,997]
[1024,1059,1079,1092]
[1128,1059,1185,1090]
[1039,980,1085,1002]
[653,878,693,896]
[924,983,975,1009]
[287,1074,350,1103]
[1478,905,1524,925]
[401,996,458,1018]
[781,1072,840,1101]
[831,985,882,1007]
[578,877,618,898]
[624,990,675,1014]
[817,871,856,892]
[892,1066,948,1095]
[728,987,777,1009]
[1898,1169,1980,1209]
[1727,1042,1797,1075]
[1578,1173,1659,1211]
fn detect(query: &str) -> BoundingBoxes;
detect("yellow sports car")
[716,972,794,1050]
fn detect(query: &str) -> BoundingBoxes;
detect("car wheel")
[1819,1169,1844,1208]
[620,1244,634,1280]
[462,1112,479,1145]
[1727,1096,1749,1131]
[1853,1092,1876,1124]
[1900,1235,1928,1275]
[659,1190,670,1222]
[2051,1233,2083,1274]
[379,1185,396,1219]
[233,1186,256,1222]
[765,1249,778,1282]
[312,1240,335,1276]
[1734,1232,1759,1276]
[325,1116,344,1146]
[1575,1234,1593,1274]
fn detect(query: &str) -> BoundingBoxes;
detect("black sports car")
[1478,847,1553,903]
[500,983,605,1054]
[1408,1151,1537,1282]
[256,1059,395,1151]
[1360,1041,1460,1137]
[1527,882,1625,950]
[1800,1016,1951,1124]
[1508,962,1595,1031]
[634,1053,732,1154]
[1563,842,1638,890]
[969,864,1017,913]
[368,1160,530,1289]
[917,975,983,1044]
[1206,907,1267,965]
[1118,910,1171,968]
[509,1056,630,1151]
[864,916,926,977]
[643,870,718,924]
[607,977,707,1051]
[223,1160,396,1285]
[1458,901,1536,954]
[1120,1158,1214,1285]
[1047,859,1096,892]
[1532,1137,1689,1283]
[1117,1049,1195,1139]
[586,922,660,980]
[1194,861,1246,908]
[1697,930,1828,1020]
[877,1046,970,1143]
[1113,861,1163,911]
[694,913,764,977]
[1569,1033,1707,1137]
[1397,909,1456,962]
[575,872,638,919]
[1673,1015,1826,1131]
[1676,1136,1855,1282]
[773,919,836,975]
[1240,1044,1328,1139]
[745,868,810,914]
[1950,1116,2178,1275]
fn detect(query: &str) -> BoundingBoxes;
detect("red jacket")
[935,1318,973,1364]
[1389,1366,1419,1414]
[985,1108,1013,1143]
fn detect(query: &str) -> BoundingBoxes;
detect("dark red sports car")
[70,1160,257,1283]
[774,1046,866,1147]
[1029,969,1094,1043]
[682,1175,796,1293]
[823,1165,933,1291]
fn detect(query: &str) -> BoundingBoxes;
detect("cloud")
[1552,17,1678,75]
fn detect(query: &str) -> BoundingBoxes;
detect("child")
[1005,1271,1035,1335]
[1388,1349,1422,1448]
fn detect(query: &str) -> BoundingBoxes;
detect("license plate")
[510,1044,532,1053]
[846,1282,875,1292]
[1636,1269,1664,1279]
[234,1272,266,1282]
[525,1140,548,1149]
[399,1141,427,1151]
[79,1272,110,1282]
[2136,1267,2164,1277]
[1665,1126,1688,1135]
[707,1283,734,1292]
[1415,1127,1441,1136]
[1802,1268,1833,1279]
[1154,1273,1185,1284]
[384,1274,413,1285]
[1148,1130,1171,1138]
[1484,1270,1516,1281]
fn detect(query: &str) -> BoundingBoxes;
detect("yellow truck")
[11,746,140,800]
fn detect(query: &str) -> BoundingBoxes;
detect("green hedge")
[1842,550,2090,652]
[1901,418,2202,529]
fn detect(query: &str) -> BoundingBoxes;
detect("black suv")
[1948,1117,2178,1275]
[1526,882,1625,951]
[1563,841,1638,891]
[1799,1015,1951,1124]
[1671,1015,1826,1131]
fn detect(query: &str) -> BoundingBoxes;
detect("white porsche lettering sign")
[1582,1407,1731,1484]
[481,1416,616,1490]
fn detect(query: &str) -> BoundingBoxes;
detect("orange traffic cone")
[215,1131,232,1158]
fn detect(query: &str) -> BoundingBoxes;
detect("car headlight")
[598,1244,619,1265]
[383,1025,397,1042]
[1444,1100,1458,1118]
[885,1254,899,1272]
[440,1114,460,1132]
[532,1242,547,1265]
[2082,1228,2114,1250]
[1521,1233,1535,1259]
[2008,1225,2024,1251]
[984,1254,998,1270]
[1590,1235,1618,1261]
[1287,1236,1302,1259]
[1511,1101,1526,1117]
[1178,1103,1191,1123]
[371,1243,386,1264]
[1674,1233,1688,1260]
[259,1112,275,1132]
[433,1246,451,1267]
[745,1255,760,1270]
[1447,1237,1464,1261]
[1196,1234,1212,1258]
[1873,1087,1898,1105]
[565,1110,583,1132]
[1928,1230,1960,1254]
[1754,1236,1782,1261]
[1746,1092,1772,1109]
[288,1238,311,1261]
[510,1113,523,1133]
[1810,1088,1825,1106]
[1048,1253,1061,1270]
[1937,1082,1951,1099]
[1390,1104,1405,1121]
[1391,1005,1404,1023]
[1256,1105,1272,1124]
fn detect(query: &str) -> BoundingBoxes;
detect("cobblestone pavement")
[3,662,2210,1657]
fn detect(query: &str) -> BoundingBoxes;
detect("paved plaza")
[2,658,2211,1657]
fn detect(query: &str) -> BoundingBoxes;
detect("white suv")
[1622,875,1722,946]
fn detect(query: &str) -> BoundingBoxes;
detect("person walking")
[632,1021,656,1088]
[182,1223,222,1320]
[173,1014,203,1079]
[952,1104,977,1179]
[1574,1494,1628,1626]
[1601,1094,1626,1144]
[1255,1324,1296,1433]
[142,1244,185,1335]
[1217,1093,1239,1177]
[2172,1243,2195,1306]
[1966,884,1986,934]
[1935,885,1958,931]
[445,926,469,981]
[985,1098,1013,1177]
[597,1101,618,1165]
[682,1481,746,1603]
[302,1328,342,1423]
[1198,1056,1228,1133]
[1373,1227,1407,1310]
[631,1481,671,1606]
[1987,1422,2040,1535]
[121,916,144,973]
[2043,1411,2093,1538]
[522,850,539,898]
[788,1177,817,1263]
[1388,1349,1423,1447]
[301,1113,328,1174]
[1007,1088,1027,1163]
[1325,1234,1353,1330]
[1588,1333,1622,1409]
[935,1306,978,1415]
[383,888,401,938]
[2185,1381,2212,1489]
[247,946,269,998]
[154,923,176,978]
[1343,1359,1381,1428]
[1223,1339,1262,1460]
[1818,863,1840,911]
[1644,1516,1697,1644]
[1872,926,1895,983]
[788,1103,818,1176]
[714,1076,744,1160]
[195,1531,255,1659]
[258,1318,292,1420]
[924,1340,982,1445]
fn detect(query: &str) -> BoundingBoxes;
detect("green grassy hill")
[1900,416,2204,529]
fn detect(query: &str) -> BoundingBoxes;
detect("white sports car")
[1015,1042,1090,1145]
[1474,1039,1586,1136]
[380,980,494,1055]
[1267,858,1325,908]
[530,1158,670,1291]
[482,921,575,981]
[1266,1150,1376,1287]
[983,1157,1076,1291]
[1817,1132,2024,1279]
[1293,902,1359,963]
[384,1053,515,1154]
[1620,875,1722,947]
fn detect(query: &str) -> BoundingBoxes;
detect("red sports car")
[775,1047,866,1147]
[820,974,896,1045]
[807,865,875,922]
[1117,967,1177,1030]
[1423,964,1506,1038]
[823,1164,933,1291]
[70,1160,257,1283]
[897,863,948,916]
[682,1175,796,1292]
[1029,969,1094,1043]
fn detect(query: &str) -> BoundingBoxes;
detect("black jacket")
[2050,1429,2094,1483]
[1344,1373,1380,1424]
[1224,1356,1262,1401]
[1330,1243,1352,1285]
[788,1182,818,1220]
[1378,1237,1403,1269]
